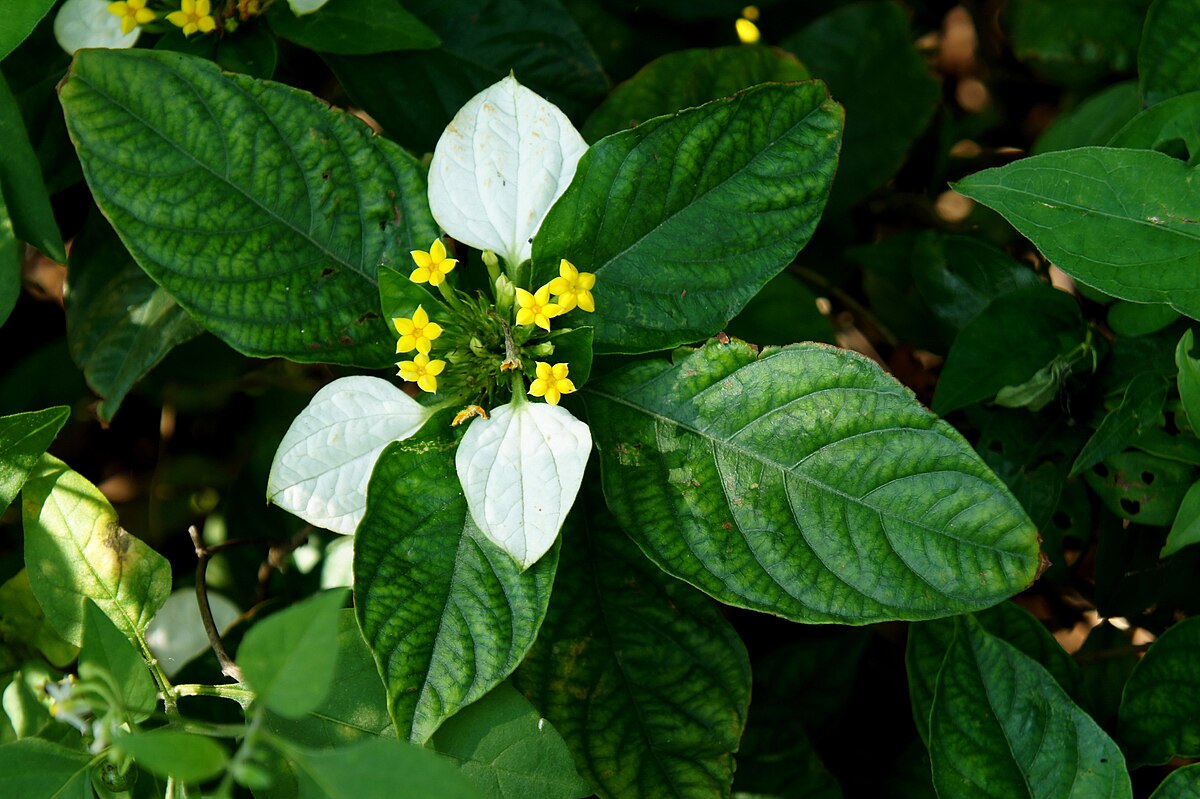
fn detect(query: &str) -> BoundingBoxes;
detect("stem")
[189,525,244,683]
[172,684,255,708]
[437,278,464,312]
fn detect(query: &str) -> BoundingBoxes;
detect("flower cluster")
[106,0,253,37]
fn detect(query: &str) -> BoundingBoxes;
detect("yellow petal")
[557,378,576,395]
[547,277,569,295]
[430,238,447,261]
[426,359,446,376]
[554,292,577,313]
[397,334,416,353]
[533,284,553,305]
[542,302,561,318]
[577,272,596,290]
[181,0,195,12]
[195,0,210,15]
[183,21,198,34]
[412,305,428,327]
[545,386,561,405]
[411,249,433,269]
[428,270,445,286]
[516,308,535,326]
[424,322,442,340]
[198,15,216,32]
[529,379,548,397]
[394,318,415,335]
[535,314,552,331]
[417,374,438,392]
[120,16,136,32]
[551,363,570,380]
[515,288,534,308]
[135,7,155,22]
[559,259,578,280]
[409,267,430,284]
[577,291,595,313]
[108,2,129,16]
[167,9,187,25]
[535,362,553,380]
[436,258,458,275]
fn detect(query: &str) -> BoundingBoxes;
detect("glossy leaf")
[1118,616,1200,765]
[0,72,64,262]
[268,376,436,535]
[456,400,591,569]
[585,339,1040,624]
[1032,81,1141,155]
[144,587,241,678]
[532,82,842,355]
[0,737,93,799]
[0,0,55,59]
[268,0,440,55]
[80,601,157,722]
[65,211,201,422]
[1162,479,1200,557]
[239,588,347,719]
[428,75,587,269]
[929,617,1131,799]
[955,148,1200,320]
[1149,763,1200,798]
[1109,90,1200,165]
[515,499,750,799]
[1178,330,1200,431]
[114,730,229,783]
[582,45,809,142]
[431,682,591,799]
[0,405,68,515]
[22,455,170,646]
[60,48,438,367]
[355,431,558,743]
[1140,0,1200,106]
[1070,372,1169,476]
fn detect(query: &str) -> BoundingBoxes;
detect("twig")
[188,525,245,683]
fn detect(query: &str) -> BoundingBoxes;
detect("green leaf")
[726,272,835,347]
[1084,450,1196,525]
[0,571,77,668]
[0,0,55,60]
[1008,0,1149,77]
[238,588,348,719]
[581,45,809,142]
[0,737,93,799]
[268,0,440,55]
[0,184,16,328]
[265,609,395,747]
[783,1,939,212]
[954,148,1200,320]
[65,211,202,422]
[113,730,229,783]
[22,454,170,646]
[431,682,590,799]
[532,82,842,355]
[1149,763,1200,798]
[79,601,157,723]
[1108,301,1181,337]
[1032,81,1142,155]
[60,48,437,367]
[933,284,1087,415]
[154,23,280,80]
[0,71,64,262]
[0,405,69,515]
[1163,480,1200,557]
[1070,372,1170,476]
[354,430,558,743]
[272,736,482,799]
[325,0,607,153]
[1078,621,1138,728]
[1118,615,1200,765]
[929,616,1131,799]
[585,339,1040,624]
[1109,90,1200,165]
[1177,330,1200,431]
[515,497,750,799]
[1140,0,1200,106]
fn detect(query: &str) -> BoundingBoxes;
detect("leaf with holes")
[584,338,1040,624]
[1084,451,1196,525]
[1070,373,1170,477]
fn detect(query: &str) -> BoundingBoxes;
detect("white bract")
[456,401,592,569]
[428,74,588,269]
[54,0,140,54]
[287,0,332,14]
[268,376,435,534]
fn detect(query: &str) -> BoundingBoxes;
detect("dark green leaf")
[850,233,945,352]
[954,148,1200,320]
[544,326,594,387]
[0,737,93,799]
[1149,763,1200,798]
[79,601,157,723]
[238,589,348,719]
[326,0,607,152]
[60,48,437,367]
[0,405,68,515]
[1109,90,1200,165]
[65,211,202,423]
[431,682,591,799]
[726,272,835,346]
[355,430,557,743]
[0,71,63,262]
[23,455,170,646]
[1118,616,1200,765]
[1163,479,1200,557]
[933,284,1087,415]
[1008,0,1149,77]
[532,82,842,355]
[1177,330,1200,431]
[733,724,843,799]
[910,232,1042,332]
[0,185,16,327]
[0,0,55,60]
[1084,451,1196,525]
[268,0,440,55]
[784,1,939,211]
[1070,372,1169,476]
[154,23,280,79]
[515,498,750,799]
[114,730,228,783]
[581,45,809,142]
[1140,0,1200,106]
[1077,621,1137,728]
[1108,301,1181,337]
[272,736,482,799]
[1032,81,1142,155]
[929,616,1131,799]
[585,339,1040,624]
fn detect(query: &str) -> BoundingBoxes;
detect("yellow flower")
[547,259,596,313]
[393,305,442,355]
[107,0,155,34]
[452,405,489,426]
[515,284,561,331]
[529,362,576,406]
[410,239,457,286]
[167,0,217,35]
[397,353,445,393]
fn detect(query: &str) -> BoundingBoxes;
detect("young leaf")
[431,682,591,799]
[1118,615,1200,765]
[267,0,440,55]
[1139,0,1200,106]
[268,376,436,535]
[1149,763,1200,798]
[456,400,591,569]
[929,617,1131,799]
[238,588,348,719]
[954,148,1200,321]
[531,82,843,355]
[79,601,157,723]
[585,339,1040,624]
[0,406,69,515]
[1162,480,1200,557]
[1177,330,1200,431]
[1070,373,1170,477]
[22,455,170,646]
[515,501,750,799]
[427,75,587,270]
[113,730,229,783]
[355,433,558,743]
[0,737,93,799]
[60,48,438,367]
[0,73,64,263]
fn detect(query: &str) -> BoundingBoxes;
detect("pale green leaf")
[0,737,93,799]
[1177,330,1200,431]
[274,736,482,799]
[114,730,228,783]
[80,601,157,722]
[1162,479,1200,557]
[1118,615,1200,765]
[0,406,69,515]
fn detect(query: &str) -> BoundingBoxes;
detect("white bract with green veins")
[268,75,593,570]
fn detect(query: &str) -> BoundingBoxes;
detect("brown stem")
[189,525,244,683]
